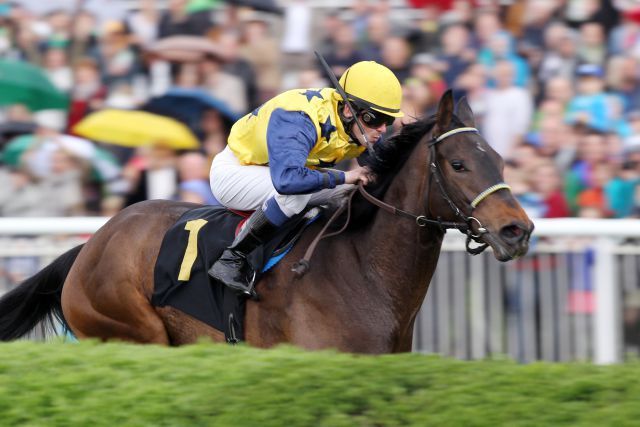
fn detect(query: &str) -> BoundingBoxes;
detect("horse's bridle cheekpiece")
[360,126,511,255]
[292,126,512,276]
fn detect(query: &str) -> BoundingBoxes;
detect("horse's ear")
[455,96,476,128]
[435,89,454,133]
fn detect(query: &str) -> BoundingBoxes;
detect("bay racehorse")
[0,91,533,353]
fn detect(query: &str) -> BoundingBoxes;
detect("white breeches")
[210,146,353,217]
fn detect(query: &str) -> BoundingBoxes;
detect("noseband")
[359,126,511,255]
[292,126,513,276]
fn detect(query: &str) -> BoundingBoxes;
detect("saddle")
[151,205,321,343]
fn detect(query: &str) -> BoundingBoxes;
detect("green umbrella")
[1,134,34,166]
[186,0,220,13]
[1,134,121,184]
[0,60,68,111]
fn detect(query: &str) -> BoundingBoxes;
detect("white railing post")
[593,237,622,364]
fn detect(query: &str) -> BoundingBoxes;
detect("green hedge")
[0,341,638,426]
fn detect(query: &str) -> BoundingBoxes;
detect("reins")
[292,126,512,277]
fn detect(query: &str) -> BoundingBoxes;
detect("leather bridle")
[291,126,513,277]
[358,126,511,255]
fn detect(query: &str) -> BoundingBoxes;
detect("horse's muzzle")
[485,221,533,261]
[499,221,531,246]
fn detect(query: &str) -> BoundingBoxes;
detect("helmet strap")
[338,101,361,145]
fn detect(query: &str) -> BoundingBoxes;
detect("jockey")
[208,61,404,295]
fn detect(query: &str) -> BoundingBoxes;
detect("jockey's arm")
[266,109,345,195]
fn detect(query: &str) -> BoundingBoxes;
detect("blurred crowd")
[0,0,639,221]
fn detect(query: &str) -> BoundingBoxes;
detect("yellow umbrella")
[72,109,199,149]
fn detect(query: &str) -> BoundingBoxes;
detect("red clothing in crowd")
[66,86,108,132]
[408,0,478,10]
[543,190,571,218]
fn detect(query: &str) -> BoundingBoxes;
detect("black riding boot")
[208,207,279,295]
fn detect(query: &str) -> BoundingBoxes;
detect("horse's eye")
[451,160,466,172]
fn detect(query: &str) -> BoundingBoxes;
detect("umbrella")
[186,0,282,14]
[145,36,227,63]
[0,60,68,111]
[187,0,221,13]
[226,0,283,14]
[0,121,37,146]
[143,87,241,137]
[72,109,199,149]
[1,134,33,166]
[1,133,123,186]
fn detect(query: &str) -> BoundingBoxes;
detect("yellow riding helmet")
[338,61,404,118]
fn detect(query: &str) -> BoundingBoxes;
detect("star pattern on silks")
[320,116,336,141]
[300,89,323,102]
[250,105,261,116]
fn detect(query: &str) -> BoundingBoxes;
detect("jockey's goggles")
[358,108,396,128]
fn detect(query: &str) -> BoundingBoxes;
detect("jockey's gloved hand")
[345,166,376,186]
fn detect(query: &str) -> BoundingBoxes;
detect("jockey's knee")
[263,194,311,225]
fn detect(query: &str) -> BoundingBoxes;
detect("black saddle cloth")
[151,205,318,342]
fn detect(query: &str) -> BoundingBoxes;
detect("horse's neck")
[357,143,444,330]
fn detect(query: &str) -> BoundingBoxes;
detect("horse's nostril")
[500,224,526,243]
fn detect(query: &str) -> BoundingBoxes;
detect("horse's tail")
[0,244,83,341]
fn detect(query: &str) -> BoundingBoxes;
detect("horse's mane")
[345,115,439,229]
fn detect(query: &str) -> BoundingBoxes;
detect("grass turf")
[0,340,638,426]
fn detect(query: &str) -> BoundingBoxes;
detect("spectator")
[219,30,258,110]
[530,160,572,218]
[409,53,446,101]
[200,54,247,115]
[504,160,546,218]
[482,60,533,158]
[0,166,46,217]
[281,0,312,58]
[435,23,473,87]
[67,57,107,131]
[609,9,640,56]
[607,55,640,113]
[473,9,502,53]
[316,9,343,58]
[157,0,212,37]
[605,159,640,217]
[479,30,531,88]
[566,63,612,132]
[518,0,559,52]
[565,130,610,214]
[538,23,578,83]
[201,109,229,164]
[122,144,178,206]
[42,9,72,51]
[380,34,412,83]
[576,162,615,217]
[69,10,99,64]
[359,12,390,62]
[239,13,281,104]
[535,115,577,172]
[126,0,160,48]
[402,77,436,118]
[176,151,216,205]
[577,21,607,66]
[94,20,138,90]
[542,76,574,109]
[42,45,72,93]
[454,63,488,124]
[320,20,364,80]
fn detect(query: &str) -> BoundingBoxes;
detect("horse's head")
[427,90,533,261]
